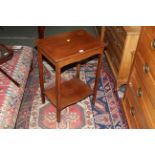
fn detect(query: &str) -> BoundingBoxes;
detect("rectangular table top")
[37,29,103,64]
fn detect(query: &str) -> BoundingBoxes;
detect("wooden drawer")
[135,51,155,108]
[122,26,155,128]
[129,67,154,128]
[137,35,155,82]
[123,88,139,128]
[128,88,150,128]
[143,26,155,39]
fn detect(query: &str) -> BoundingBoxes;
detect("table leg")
[38,49,45,103]
[76,63,80,78]
[92,53,103,103]
[56,66,61,122]
[100,26,106,41]
[38,26,45,39]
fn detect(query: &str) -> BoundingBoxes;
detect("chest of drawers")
[122,26,155,128]
[104,26,141,89]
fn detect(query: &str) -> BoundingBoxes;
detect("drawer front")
[128,85,150,128]
[129,67,154,128]
[135,51,155,108]
[123,88,139,128]
[143,26,155,39]
[137,28,155,79]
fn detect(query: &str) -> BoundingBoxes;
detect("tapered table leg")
[92,53,103,103]
[56,66,61,122]
[38,26,45,39]
[38,49,45,103]
[76,63,80,78]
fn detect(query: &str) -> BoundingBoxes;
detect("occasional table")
[37,29,104,122]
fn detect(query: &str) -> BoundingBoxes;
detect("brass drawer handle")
[151,39,155,50]
[137,87,143,97]
[143,63,150,73]
[130,106,135,117]
[129,82,133,87]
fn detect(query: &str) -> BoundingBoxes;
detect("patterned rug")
[15,51,128,129]
[84,57,128,129]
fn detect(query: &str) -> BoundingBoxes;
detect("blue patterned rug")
[83,57,128,128]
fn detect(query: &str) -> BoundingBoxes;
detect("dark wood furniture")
[104,26,141,90]
[37,29,104,122]
[122,27,155,128]
[0,44,19,87]
[38,26,45,39]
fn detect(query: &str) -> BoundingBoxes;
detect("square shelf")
[45,78,93,110]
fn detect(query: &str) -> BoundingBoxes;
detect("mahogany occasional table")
[37,29,104,122]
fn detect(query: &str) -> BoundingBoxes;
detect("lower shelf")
[45,78,93,110]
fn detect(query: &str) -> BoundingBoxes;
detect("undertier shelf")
[45,78,93,110]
